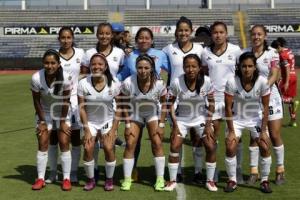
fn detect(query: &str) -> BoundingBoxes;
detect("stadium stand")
[0,6,299,68]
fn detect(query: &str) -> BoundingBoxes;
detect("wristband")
[159,122,165,128]
[125,123,131,128]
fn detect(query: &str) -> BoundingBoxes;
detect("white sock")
[168,162,179,182]
[105,160,116,179]
[94,141,100,170]
[71,146,81,173]
[225,156,237,182]
[193,147,203,174]
[37,151,48,179]
[206,162,216,182]
[273,145,284,167]
[123,158,134,178]
[236,142,243,170]
[178,147,183,174]
[249,146,259,169]
[61,151,71,180]
[260,156,272,182]
[154,156,165,177]
[83,160,95,179]
[48,145,58,172]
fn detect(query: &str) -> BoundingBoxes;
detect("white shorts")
[225,119,267,139]
[35,114,71,131]
[80,120,113,138]
[70,95,81,130]
[268,94,283,121]
[131,113,159,125]
[212,100,225,121]
[176,121,206,138]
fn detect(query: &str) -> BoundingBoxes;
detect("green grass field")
[0,73,299,200]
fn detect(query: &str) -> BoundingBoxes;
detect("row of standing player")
[31,17,295,193]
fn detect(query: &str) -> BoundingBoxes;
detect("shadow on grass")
[3,164,265,192]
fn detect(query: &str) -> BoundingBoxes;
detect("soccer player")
[201,21,243,183]
[271,37,298,127]
[81,22,125,180]
[46,26,85,184]
[163,16,204,184]
[224,52,272,193]
[111,23,134,55]
[117,27,169,182]
[31,49,72,191]
[164,54,217,192]
[78,53,122,191]
[120,54,167,191]
[244,25,285,185]
[81,22,125,78]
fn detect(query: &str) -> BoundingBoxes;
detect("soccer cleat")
[193,172,205,185]
[115,137,125,147]
[176,173,183,183]
[104,178,114,191]
[246,173,259,185]
[206,181,218,192]
[131,168,139,182]
[260,181,272,193]
[84,178,96,191]
[154,176,165,191]
[164,181,177,191]
[275,172,286,185]
[45,170,57,184]
[70,171,78,184]
[236,168,245,184]
[61,179,72,191]
[224,180,237,192]
[121,177,132,191]
[32,178,46,190]
[290,121,297,127]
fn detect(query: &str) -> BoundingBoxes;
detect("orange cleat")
[32,178,46,190]
[61,179,72,191]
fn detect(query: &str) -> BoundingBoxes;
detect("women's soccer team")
[30,16,297,193]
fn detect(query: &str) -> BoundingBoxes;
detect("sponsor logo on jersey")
[172,51,177,55]
[206,56,211,60]
[76,58,80,63]
[263,58,269,64]
[228,55,233,60]
[216,59,222,63]
[256,90,261,96]
[113,57,118,62]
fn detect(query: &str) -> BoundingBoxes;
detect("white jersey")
[202,43,241,102]
[169,75,214,125]
[81,46,125,79]
[242,47,280,98]
[121,75,167,118]
[59,47,85,97]
[77,75,121,125]
[163,42,203,84]
[31,69,71,118]
[224,75,270,121]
